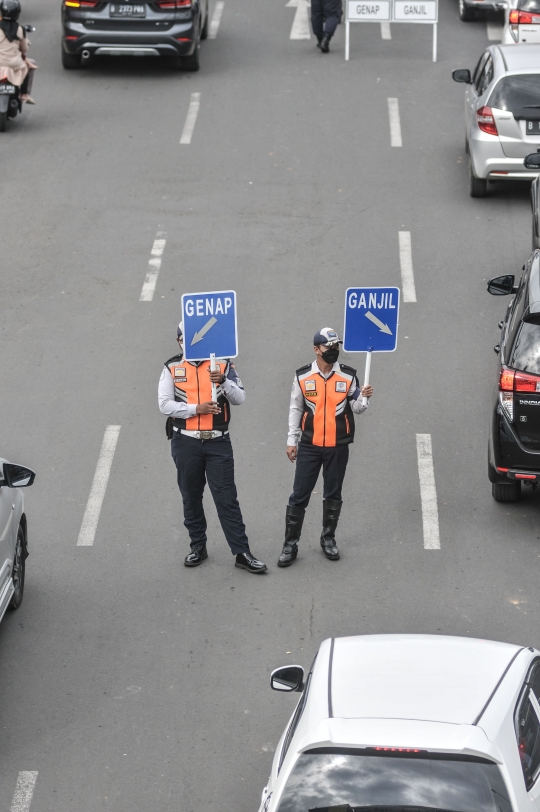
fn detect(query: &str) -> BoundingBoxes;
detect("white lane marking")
[287,0,311,40]
[388,98,402,147]
[209,0,224,38]
[140,228,167,302]
[416,434,440,550]
[380,21,391,38]
[399,231,417,303]
[10,772,38,812]
[180,92,201,145]
[487,21,503,40]
[77,426,121,547]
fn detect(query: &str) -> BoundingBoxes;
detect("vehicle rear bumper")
[62,21,197,56]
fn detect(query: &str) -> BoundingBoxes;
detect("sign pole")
[362,350,372,407]
[210,352,217,403]
[345,19,350,61]
[432,22,437,62]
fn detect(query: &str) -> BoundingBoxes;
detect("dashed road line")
[10,772,38,812]
[487,21,502,40]
[180,92,201,145]
[416,434,440,550]
[287,0,311,40]
[399,231,417,303]
[209,0,224,38]
[380,21,391,38]
[140,228,167,302]
[388,97,402,147]
[77,426,121,547]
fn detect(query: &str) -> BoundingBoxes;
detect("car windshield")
[488,75,540,118]
[518,0,540,11]
[509,322,540,373]
[276,752,513,812]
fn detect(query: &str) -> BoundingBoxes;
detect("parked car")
[524,152,540,248]
[488,252,540,501]
[452,44,540,196]
[260,634,540,812]
[459,0,505,22]
[502,0,540,44]
[0,458,35,617]
[61,0,209,71]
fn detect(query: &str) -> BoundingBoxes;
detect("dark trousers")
[311,0,343,40]
[289,442,350,510]
[171,433,249,555]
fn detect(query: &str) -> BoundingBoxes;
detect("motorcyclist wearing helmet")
[0,0,37,104]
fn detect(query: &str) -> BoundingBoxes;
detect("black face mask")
[321,346,339,364]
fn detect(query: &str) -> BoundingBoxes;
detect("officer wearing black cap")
[158,322,267,574]
[278,327,373,567]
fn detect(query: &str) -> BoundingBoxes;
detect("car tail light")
[516,473,537,479]
[65,0,99,5]
[156,0,191,7]
[499,368,515,421]
[515,371,540,392]
[509,9,534,22]
[477,106,498,136]
[374,747,421,753]
[499,368,515,391]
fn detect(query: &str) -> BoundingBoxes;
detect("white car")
[259,634,540,812]
[502,0,540,44]
[0,458,35,618]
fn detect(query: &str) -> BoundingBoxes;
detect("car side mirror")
[2,463,36,488]
[452,68,472,84]
[487,275,517,295]
[524,153,540,170]
[270,665,305,693]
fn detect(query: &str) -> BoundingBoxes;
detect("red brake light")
[81,1,99,5]
[500,368,515,391]
[477,106,498,136]
[374,747,421,753]
[156,0,192,6]
[514,9,533,22]
[515,371,540,392]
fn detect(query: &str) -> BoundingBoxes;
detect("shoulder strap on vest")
[164,353,183,368]
[339,363,357,377]
[296,363,312,378]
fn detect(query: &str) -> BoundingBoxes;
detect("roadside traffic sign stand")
[343,286,400,405]
[345,0,438,62]
[181,290,238,402]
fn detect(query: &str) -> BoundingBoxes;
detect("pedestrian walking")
[159,322,267,574]
[311,0,342,52]
[278,327,373,567]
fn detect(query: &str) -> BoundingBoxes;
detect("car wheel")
[62,49,81,70]
[459,0,476,20]
[470,164,488,197]
[182,35,200,71]
[201,6,209,39]
[492,482,521,502]
[9,524,26,610]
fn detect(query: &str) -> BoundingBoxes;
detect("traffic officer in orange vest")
[278,327,373,567]
[159,322,267,574]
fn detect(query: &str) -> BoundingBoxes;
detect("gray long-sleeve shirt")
[158,359,245,420]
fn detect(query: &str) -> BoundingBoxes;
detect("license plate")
[0,84,15,94]
[526,120,540,134]
[109,3,145,16]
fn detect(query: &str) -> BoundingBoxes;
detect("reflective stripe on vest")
[167,359,228,432]
[298,367,355,447]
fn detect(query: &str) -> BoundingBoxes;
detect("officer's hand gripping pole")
[210,352,217,403]
[362,349,372,408]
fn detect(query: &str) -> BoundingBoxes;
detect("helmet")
[0,0,21,20]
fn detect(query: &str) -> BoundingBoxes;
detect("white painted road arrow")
[191,316,218,345]
[365,311,393,335]
[286,0,311,40]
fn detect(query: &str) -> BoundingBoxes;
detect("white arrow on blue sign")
[343,286,400,352]
[181,290,238,361]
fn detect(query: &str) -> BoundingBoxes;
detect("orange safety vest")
[297,363,358,447]
[165,355,231,432]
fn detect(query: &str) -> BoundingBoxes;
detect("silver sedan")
[453,44,540,196]
[0,458,35,617]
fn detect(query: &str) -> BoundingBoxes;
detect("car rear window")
[518,0,540,11]
[509,322,540,374]
[489,75,540,119]
[276,751,513,812]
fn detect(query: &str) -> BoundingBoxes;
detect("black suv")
[488,251,540,501]
[61,0,208,70]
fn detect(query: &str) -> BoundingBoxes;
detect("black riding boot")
[320,499,341,560]
[278,505,305,567]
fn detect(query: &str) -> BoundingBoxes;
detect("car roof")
[325,634,523,725]
[496,43,540,72]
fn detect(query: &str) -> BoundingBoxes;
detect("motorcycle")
[0,24,35,133]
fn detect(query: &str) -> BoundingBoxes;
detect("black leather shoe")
[320,500,341,560]
[184,545,208,567]
[316,36,323,49]
[320,33,331,53]
[278,505,305,567]
[235,551,268,573]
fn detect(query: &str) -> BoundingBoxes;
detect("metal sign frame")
[345,0,438,62]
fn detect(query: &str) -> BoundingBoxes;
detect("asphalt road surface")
[0,1,536,810]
